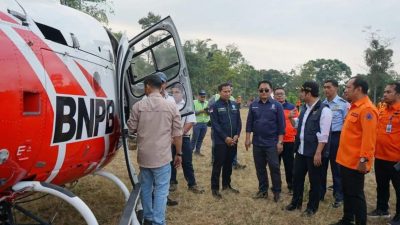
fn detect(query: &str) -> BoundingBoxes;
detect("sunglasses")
[259,88,270,93]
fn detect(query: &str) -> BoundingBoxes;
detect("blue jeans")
[191,122,208,153]
[140,163,171,225]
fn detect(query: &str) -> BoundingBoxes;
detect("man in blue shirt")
[245,80,285,202]
[321,79,350,207]
[210,83,242,199]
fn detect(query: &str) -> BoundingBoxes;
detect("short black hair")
[301,81,319,97]
[387,81,400,94]
[274,87,285,93]
[218,83,231,92]
[258,80,273,89]
[144,74,162,89]
[324,79,339,87]
[171,84,184,93]
[351,76,368,94]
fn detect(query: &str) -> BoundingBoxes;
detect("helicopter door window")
[128,30,180,97]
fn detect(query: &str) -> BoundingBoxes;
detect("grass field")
[15,109,396,225]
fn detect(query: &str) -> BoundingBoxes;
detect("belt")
[331,131,341,134]
[183,135,191,138]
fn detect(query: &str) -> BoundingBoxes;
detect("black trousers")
[375,158,400,215]
[211,144,236,190]
[321,131,343,201]
[291,153,323,212]
[341,166,366,225]
[171,137,197,187]
[279,142,295,190]
[253,145,282,193]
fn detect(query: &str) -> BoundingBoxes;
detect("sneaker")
[169,183,177,192]
[167,197,178,206]
[332,201,343,208]
[188,185,205,194]
[388,214,400,225]
[368,209,391,218]
[222,185,240,194]
[212,190,222,199]
[273,192,281,202]
[253,191,268,199]
[233,163,247,170]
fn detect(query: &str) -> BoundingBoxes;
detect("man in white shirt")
[285,81,333,217]
[170,84,205,193]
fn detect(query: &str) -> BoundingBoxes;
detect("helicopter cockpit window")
[128,30,180,97]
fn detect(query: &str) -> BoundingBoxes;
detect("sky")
[108,0,400,75]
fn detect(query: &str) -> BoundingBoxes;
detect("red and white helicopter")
[0,0,194,224]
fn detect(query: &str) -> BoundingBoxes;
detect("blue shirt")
[246,98,285,147]
[323,95,350,132]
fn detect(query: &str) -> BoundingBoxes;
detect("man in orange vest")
[332,76,378,225]
[367,82,400,225]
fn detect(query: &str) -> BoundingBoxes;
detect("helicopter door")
[120,16,194,117]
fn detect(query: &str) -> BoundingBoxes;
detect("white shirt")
[298,99,333,155]
[176,99,196,135]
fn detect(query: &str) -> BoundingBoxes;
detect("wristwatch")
[360,157,368,163]
[176,153,183,157]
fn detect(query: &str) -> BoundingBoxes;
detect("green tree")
[300,59,352,86]
[365,38,394,103]
[60,0,113,24]
[138,12,162,30]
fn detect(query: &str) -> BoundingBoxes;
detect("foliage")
[138,12,162,30]
[60,0,114,25]
[364,36,394,103]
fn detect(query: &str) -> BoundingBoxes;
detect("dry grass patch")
[13,109,396,225]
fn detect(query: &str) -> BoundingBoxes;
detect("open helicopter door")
[116,17,194,225]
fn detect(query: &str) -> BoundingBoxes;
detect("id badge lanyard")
[386,116,393,133]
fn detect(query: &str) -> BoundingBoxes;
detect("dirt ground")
[14,109,396,225]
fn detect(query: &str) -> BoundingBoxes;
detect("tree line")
[61,1,399,104]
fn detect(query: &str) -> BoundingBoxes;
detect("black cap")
[301,81,319,97]
[199,90,206,96]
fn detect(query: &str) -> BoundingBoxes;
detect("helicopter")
[0,0,194,224]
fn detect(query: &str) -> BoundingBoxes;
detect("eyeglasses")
[259,88,270,93]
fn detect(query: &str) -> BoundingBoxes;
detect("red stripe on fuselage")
[0,11,18,24]
[75,61,107,98]
[14,28,86,96]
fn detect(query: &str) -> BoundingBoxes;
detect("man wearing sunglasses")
[245,80,285,202]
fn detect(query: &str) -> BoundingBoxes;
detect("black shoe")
[167,197,178,206]
[389,214,400,225]
[222,185,240,194]
[329,219,355,225]
[332,200,343,208]
[188,185,205,194]
[233,163,246,170]
[212,189,222,199]
[301,208,316,217]
[253,191,268,199]
[273,192,281,202]
[285,203,302,211]
[368,209,391,218]
[142,219,152,225]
